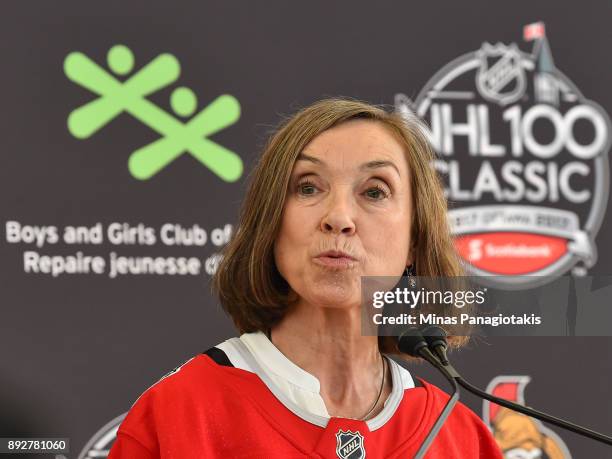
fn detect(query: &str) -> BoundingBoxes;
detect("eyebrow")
[296,153,401,177]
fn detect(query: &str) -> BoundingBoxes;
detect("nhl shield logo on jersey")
[483,376,571,458]
[395,21,611,288]
[335,429,366,459]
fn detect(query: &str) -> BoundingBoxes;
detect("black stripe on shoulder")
[202,347,234,367]
[413,377,424,388]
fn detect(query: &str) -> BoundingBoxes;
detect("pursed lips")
[313,250,358,268]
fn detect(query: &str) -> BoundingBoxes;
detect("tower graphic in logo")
[65,45,243,181]
[483,376,571,458]
[396,22,611,288]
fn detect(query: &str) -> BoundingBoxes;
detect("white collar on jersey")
[215,331,416,430]
[240,331,322,393]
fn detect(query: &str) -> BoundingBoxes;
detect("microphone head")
[420,326,448,349]
[397,328,428,357]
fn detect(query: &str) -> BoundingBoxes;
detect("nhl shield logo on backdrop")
[396,22,611,288]
[335,429,366,459]
[476,43,526,106]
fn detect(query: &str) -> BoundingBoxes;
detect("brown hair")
[211,97,467,353]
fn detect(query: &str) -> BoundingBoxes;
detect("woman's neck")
[269,300,392,420]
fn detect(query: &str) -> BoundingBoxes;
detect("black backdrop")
[1,1,611,458]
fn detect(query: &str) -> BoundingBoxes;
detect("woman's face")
[274,119,413,309]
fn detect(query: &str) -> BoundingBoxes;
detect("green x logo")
[65,45,242,181]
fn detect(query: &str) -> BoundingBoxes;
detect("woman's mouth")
[314,255,357,268]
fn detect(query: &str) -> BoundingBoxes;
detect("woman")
[108,98,503,458]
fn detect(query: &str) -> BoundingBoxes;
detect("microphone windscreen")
[420,326,448,348]
[397,328,427,356]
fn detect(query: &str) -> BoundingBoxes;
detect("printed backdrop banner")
[1,1,611,458]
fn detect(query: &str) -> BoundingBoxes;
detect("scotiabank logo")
[396,22,611,287]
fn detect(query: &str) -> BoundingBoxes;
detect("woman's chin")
[294,270,363,307]
[309,286,361,309]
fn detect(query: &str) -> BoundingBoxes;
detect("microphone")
[396,328,460,459]
[420,325,450,365]
[419,326,612,447]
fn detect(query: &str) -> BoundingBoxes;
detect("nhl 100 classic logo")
[396,22,611,288]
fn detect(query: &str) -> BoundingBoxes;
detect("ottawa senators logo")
[483,376,571,458]
[396,22,611,288]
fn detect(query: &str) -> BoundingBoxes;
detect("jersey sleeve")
[107,388,161,459]
[109,432,157,459]
[457,402,504,458]
[415,380,504,458]
[107,356,223,459]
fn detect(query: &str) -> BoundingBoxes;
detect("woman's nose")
[320,190,356,236]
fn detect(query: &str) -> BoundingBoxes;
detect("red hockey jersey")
[108,341,502,458]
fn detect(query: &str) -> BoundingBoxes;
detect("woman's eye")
[297,181,317,195]
[296,180,390,200]
[365,185,390,200]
